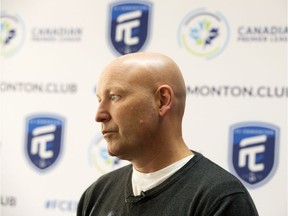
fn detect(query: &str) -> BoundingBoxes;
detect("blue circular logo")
[0,12,25,57]
[178,8,230,60]
[88,133,130,173]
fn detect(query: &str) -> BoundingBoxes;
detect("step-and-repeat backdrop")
[1,0,287,215]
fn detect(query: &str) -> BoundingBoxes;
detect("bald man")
[77,52,258,216]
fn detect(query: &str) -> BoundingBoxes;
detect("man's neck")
[131,145,193,173]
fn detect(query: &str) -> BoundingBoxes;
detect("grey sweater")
[77,152,259,216]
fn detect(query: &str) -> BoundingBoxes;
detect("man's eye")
[110,95,119,101]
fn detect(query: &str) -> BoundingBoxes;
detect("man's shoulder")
[192,155,258,215]
[81,164,132,201]
[190,152,248,193]
[188,153,245,191]
[77,164,132,215]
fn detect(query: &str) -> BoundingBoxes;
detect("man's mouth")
[102,130,116,136]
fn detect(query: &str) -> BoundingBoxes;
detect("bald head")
[99,52,186,118]
[110,52,185,90]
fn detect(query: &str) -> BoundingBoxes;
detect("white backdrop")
[1,0,287,215]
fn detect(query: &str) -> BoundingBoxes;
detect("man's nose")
[95,103,111,122]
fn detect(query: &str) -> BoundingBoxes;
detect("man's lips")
[102,130,116,136]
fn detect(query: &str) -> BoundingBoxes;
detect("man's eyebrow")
[96,85,126,97]
[105,85,127,93]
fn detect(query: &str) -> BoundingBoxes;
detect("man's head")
[95,52,187,164]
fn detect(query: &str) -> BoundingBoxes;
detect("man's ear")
[156,85,173,117]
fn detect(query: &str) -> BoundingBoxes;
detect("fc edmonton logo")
[178,8,230,60]
[229,122,279,188]
[108,1,152,55]
[25,114,65,172]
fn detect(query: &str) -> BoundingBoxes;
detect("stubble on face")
[97,69,157,160]
[105,91,159,161]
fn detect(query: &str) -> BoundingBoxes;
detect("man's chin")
[107,145,120,157]
[107,148,128,161]
[107,149,116,157]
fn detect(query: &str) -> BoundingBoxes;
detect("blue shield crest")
[108,1,152,55]
[229,122,279,187]
[25,114,65,172]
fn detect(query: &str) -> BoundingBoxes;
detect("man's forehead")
[100,65,145,84]
[96,79,128,95]
[96,61,154,94]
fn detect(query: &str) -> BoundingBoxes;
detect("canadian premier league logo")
[108,1,152,55]
[25,114,65,172]
[229,122,279,188]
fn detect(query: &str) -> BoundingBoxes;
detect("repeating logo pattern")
[108,1,152,55]
[229,122,279,187]
[178,8,230,60]
[88,133,130,173]
[25,114,65,172]
[0,12,25,57]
